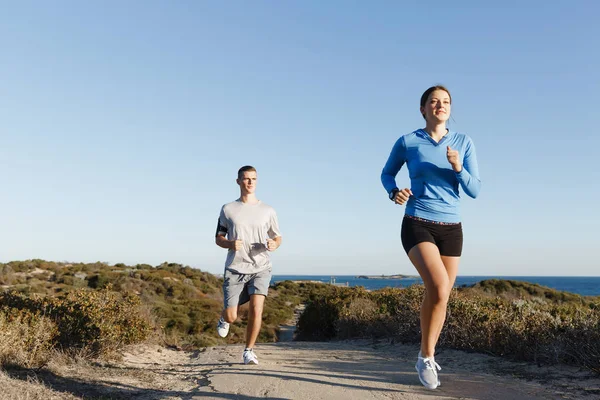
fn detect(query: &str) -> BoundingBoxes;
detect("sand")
[4,340,599,399]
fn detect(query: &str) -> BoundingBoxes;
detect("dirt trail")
[5,340,600,399]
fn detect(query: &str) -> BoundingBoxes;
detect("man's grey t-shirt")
[216,200,281,274]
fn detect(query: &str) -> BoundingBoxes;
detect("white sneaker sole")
[415,365,439,390]
[217,321,229,338]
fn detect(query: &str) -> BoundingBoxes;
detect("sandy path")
[114,341,598,399]
[7,340,599,399]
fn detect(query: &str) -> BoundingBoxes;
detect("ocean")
[271,275,600,297]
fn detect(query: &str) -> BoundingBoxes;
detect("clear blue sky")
[1,1,598,276]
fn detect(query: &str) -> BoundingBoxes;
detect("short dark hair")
[420,85,452,119]
[237,165,257,179]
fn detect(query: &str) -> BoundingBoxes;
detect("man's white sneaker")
[243,349,259,365]
[216,317,230,338]
[415,351,441,390]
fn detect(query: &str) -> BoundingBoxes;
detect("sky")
[1,1,599,276]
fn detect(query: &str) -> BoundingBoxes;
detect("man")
[215,165,282,365]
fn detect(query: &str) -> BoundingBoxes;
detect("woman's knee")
[427,284,451,304]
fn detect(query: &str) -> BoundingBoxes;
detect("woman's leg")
[408,242,454,358]
[431,256,460,345]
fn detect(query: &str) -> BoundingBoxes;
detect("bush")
[0,260,307,350]
[295,284,600,374]
[0,287,151,357]
[469,279,588,304]
[87,274,112,289]
[0,308,58,368]
[296,286,368,340]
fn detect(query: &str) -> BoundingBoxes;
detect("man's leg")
[218,269,248,338]
[241,268,271,364]
[245,294,265,349]
[222,307,239,324]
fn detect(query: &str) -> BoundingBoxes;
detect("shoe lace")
[423,357,441,372]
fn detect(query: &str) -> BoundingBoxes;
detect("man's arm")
[215,212,242,250]
[216,234,242,251]
[266,209,282,251]
[266,236,282,251]
[216,234,232,249]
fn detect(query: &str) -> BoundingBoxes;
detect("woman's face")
[421,89,451,123]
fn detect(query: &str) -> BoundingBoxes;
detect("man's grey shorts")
[223,267,272,309]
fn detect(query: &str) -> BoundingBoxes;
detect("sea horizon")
[270,275,600,297]
[272,274,600,278]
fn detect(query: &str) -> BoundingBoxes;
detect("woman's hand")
[394,188,413,205]
[447,146,462,173]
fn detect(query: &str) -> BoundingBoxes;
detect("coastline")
[356,274,416,279]
[270,275,600,296]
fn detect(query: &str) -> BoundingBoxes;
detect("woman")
[381,85,481,390]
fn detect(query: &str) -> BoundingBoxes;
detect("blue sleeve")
[456,139,481,198]
[381,136,406,195]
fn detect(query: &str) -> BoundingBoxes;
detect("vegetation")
[2,260,599,376]
[467,279,592,304]
[0,287,149,368]
[296,282,600,374]
[0,259,309,369]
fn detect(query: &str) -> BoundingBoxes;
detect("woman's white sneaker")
[415,351,441,390]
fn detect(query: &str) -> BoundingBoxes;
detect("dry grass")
[0,288,152,360]
[297,284,600,374]
[0,260,303,349]
[0,370,80,400]
[0,311,57,369]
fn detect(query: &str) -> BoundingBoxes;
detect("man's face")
[237,171,257,194]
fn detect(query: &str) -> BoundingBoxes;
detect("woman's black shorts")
[401,215,463,257]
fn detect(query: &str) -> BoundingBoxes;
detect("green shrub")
[1,260,309,351]
[295,283,600,374]
[0,287,151,357]
[87,274,111,289]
